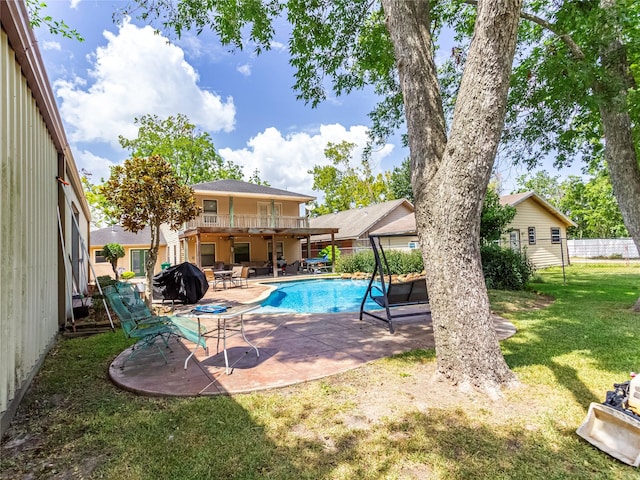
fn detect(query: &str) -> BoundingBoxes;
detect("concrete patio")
[109,280,517,397]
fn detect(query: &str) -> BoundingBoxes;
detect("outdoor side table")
[176,305,260,374]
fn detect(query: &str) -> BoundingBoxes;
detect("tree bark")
[598,0,640,311]
[145,222,161,307]
[382,0,522,394]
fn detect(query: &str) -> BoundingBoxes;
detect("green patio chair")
[104,290,177,368]
[115,281,149,315]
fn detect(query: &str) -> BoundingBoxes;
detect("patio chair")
[104,289,177,368]
[114,281,148,315]
[284,260,300,275]
[232,266,250,288]
[229,265,244,287]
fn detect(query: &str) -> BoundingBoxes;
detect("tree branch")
[464,0,585,60]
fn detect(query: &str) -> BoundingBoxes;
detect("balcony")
[185,214,308,230]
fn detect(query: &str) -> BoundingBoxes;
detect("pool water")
[257,279,381,314]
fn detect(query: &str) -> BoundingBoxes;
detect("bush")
[338,243,534,291]
[120,271,136,280]
[480,243,535,290]
[336,249,423,275]
[96,275,116,288]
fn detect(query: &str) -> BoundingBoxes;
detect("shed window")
[527,227,536,245]
[550,227,561,244]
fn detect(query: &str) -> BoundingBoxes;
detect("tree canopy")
[118,113,244,185]
[308,141,390,215]
[101,155,200,302]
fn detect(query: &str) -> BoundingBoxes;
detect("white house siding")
[501,199,570,268]
[1,3,90,435]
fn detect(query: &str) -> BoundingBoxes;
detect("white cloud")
[54,19,235,148]
[237,64,252,77]
[70,0,82,8]
[219,124,394,198]
[42,41,61,51]
[270,41,286,52]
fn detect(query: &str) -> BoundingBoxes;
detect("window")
[509,230,521,252]
[201,243,215,267]
[203,200,217,213]
[130,249,148,276]
[95,250,107,263]
[202,200,218,226]
[527,227,536,245]
[408,241,419,249]
[234,242,250,263]
[268,241,284,260]
[551,227,561,244]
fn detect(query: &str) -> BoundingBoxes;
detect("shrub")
[120,271,136,280]
[480,243,535,290]
[336,249,423,275]
[96,275,116,288]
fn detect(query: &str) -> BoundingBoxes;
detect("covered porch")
[179,226,339,278]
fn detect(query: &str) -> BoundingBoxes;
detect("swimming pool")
[256,278,381,314]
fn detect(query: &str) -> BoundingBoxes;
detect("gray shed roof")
[309,199,414,241]
[190,179,315,202]
[91,225,167,247]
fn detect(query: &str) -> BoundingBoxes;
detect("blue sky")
[33,0,579,199]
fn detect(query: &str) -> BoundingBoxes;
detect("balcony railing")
[185,214,308,230]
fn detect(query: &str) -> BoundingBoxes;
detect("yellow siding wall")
[89,245,168,277]
[1,30,59,430]
[194,193,301,217]
[503,199,570,268]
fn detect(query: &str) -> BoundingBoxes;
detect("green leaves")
[118,113,244,185]
[308,140,391,215]
[100,155,200,233]
[26,0,85,41]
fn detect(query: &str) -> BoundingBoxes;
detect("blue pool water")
[257,279,381,314]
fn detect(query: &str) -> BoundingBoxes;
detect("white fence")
[568,238,639,259]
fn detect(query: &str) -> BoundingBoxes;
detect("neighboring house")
[499,192,576,268]
[307,199,416,256]
[175,180,338,276]
[1,1,90,435]
[367,192,576,269]
[89,225,168,278]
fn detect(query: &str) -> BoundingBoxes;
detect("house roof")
[190,179,315,202]
[91,225,167,248]
[369,191,577,236]
[500,191,577,227]
[309,199,414,241]
[370,212,418,236]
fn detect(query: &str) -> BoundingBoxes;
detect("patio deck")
[109,279,516,397]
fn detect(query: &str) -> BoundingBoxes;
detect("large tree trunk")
[382,0,522,394]
[598,0,640,312]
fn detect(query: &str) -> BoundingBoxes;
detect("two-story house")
[171,180,338,276]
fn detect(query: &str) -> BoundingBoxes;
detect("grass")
[2,264,640,479]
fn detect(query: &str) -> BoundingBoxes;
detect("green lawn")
[1,264,639,479]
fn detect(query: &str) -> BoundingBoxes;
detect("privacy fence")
[568,238,639,261]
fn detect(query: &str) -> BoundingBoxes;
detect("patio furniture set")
[103,282,259,374]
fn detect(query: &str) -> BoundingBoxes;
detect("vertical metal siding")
[1,29,59,421]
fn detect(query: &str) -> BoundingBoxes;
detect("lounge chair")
[104,289,176,367]
[105,288,207,368]
[359,235,429,333]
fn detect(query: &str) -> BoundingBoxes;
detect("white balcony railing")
[185,214,308,230]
